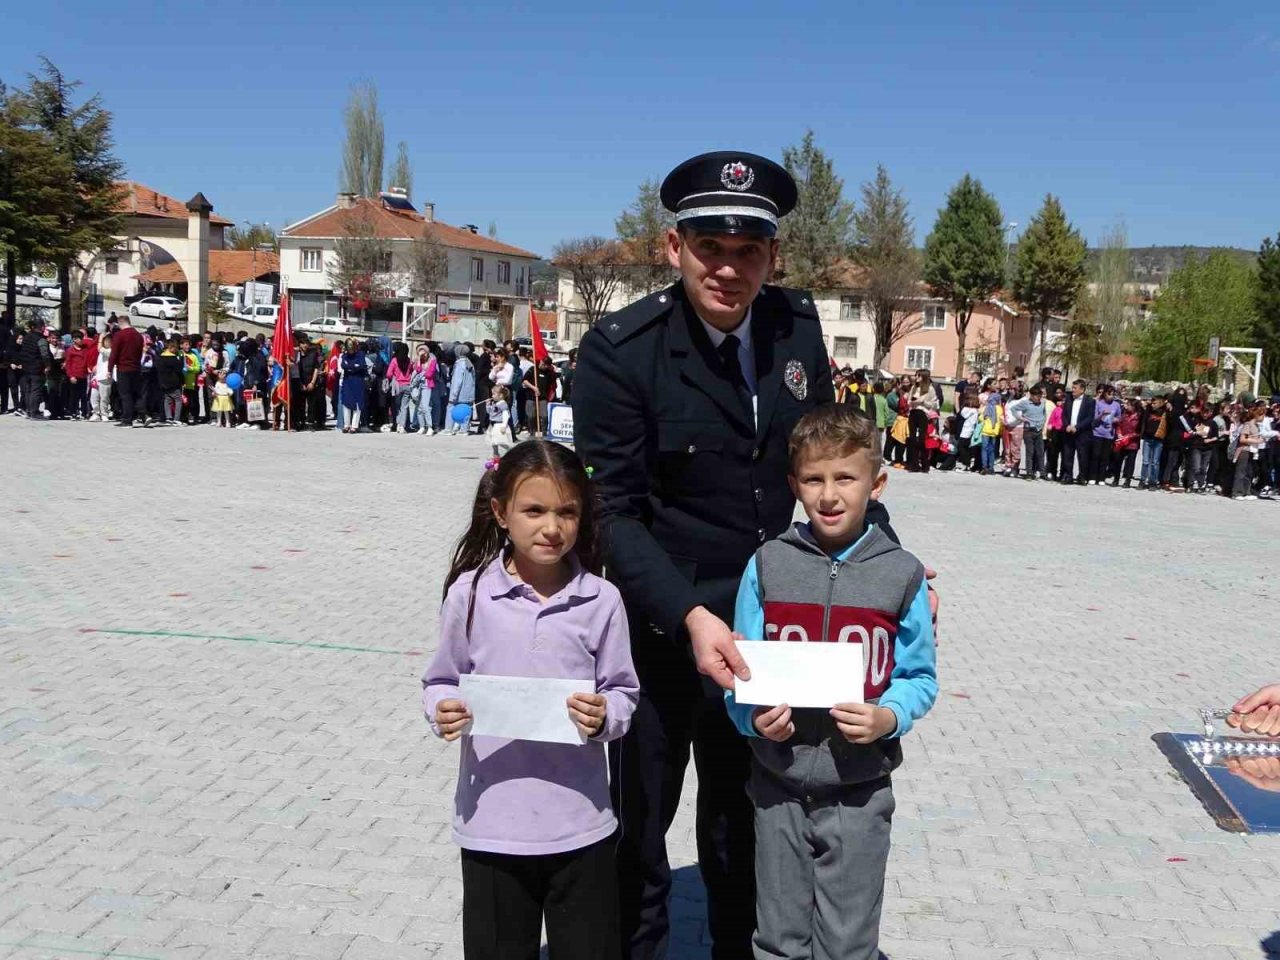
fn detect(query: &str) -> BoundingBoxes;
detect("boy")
[725,403,937,960]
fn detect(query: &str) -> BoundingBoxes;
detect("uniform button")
[754,488,763,502]
[687,444,697,454]
[751,447,760,461]
[757,528,766,542]
[805,794,814,803]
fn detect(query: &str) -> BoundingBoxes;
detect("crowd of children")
[834,365,1280,503]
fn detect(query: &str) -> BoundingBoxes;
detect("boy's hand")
[568,692,607,738]
[830,703,897,744]
[753,704,794,742]
[435,699,471,741]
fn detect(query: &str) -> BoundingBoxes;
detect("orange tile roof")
[117,181,234,226]
[284,197,539,259]
[135,250,280,285]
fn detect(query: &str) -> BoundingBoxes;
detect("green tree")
[922,174,1005,379]
[0,81,72,320]
[1012,195,1087,365]
[388,140,412,198]
[1254,233,1280,393]
[851,164,920,369]
[1135,251,1256,381]
[487,220,498,239]
[778,130,853,291]
[615,177,674,296]
[340,81,384,198]
[24,58,125,330]
[226,222,276,251]
[1045,292,1108,381]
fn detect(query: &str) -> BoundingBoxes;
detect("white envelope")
[733,642,864,708]
[458,674,596,745]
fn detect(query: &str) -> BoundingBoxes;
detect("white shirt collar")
[697,307,752,351]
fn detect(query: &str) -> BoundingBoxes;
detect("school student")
[422,442,639,960]
[724,405,936,960]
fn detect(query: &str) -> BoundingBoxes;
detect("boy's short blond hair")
[788,404,883,471]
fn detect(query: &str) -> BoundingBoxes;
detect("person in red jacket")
[108,314,145,427]
[63,331,90,420]
[81,328,99,419]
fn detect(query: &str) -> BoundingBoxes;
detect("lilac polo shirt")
[422,556,638,855]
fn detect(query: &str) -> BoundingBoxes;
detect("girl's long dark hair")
[443,440,602,634]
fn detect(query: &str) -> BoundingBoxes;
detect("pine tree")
[340,81,384,198]
[851,164,920,369]
[1255,233,1280,393]
[922,174,1005,379]
[23,59,125,330]
[388,141,412,199]
[615,177,674,296]
[1012,195,1087,366]
[778,131,853,291]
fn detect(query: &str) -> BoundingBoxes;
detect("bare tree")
[851,164,921,369]
[553,236,626,326]
[404,229,448,300]
[327,210,391,318]
[340,81,384,199]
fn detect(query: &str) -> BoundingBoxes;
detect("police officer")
[573,152,911,960]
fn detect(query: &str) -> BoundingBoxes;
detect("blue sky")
[11,1,1280,259]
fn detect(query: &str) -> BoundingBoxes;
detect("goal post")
[401,302,437,345]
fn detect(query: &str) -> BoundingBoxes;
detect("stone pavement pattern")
[1,418,1278,960]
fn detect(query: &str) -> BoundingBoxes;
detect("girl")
[957,392,980,471]
[1232,406,1263,500]
[1110,398,1141,488]
[906,368,938,473]
[447,343,477,435]
[416,345,436,435]
[91,333,112,421]
[339,339,367,433]
[978,390,1003,475]
[211,372,234,427]
[1002,384,1025,477]
[423,442,638,960]
[485,384,514,457]
[386,341,418,434]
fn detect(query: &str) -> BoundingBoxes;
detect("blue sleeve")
[879,579,937,739]
[723,556,764,738]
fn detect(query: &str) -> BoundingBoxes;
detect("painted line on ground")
[0,940,164,960]
[81,627,408,656]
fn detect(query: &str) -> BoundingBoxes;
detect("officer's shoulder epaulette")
[592,287,676,346]
[763,284,821,322]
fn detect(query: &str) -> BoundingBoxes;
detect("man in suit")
[573,152,913,960]
[1059,377,1096,484]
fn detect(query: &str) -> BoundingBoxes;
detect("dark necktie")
[718,334,753,420]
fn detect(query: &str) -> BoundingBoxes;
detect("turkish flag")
[528,303,549,363]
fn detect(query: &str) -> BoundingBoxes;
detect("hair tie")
[484,458,501,472]
[585,466,594,478]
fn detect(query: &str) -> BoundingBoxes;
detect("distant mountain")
[1085,246,1256,284]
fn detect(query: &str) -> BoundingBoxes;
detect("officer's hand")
[753,704,794,742]
[1227,683,1280,736]
[685,607,749,690]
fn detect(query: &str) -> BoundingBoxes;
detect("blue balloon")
[226,372,243,391]
[451,403,472,425]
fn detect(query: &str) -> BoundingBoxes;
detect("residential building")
[279,190,540,329]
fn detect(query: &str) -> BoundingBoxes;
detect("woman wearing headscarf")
[445,343,476,435]
[339,339,368,433]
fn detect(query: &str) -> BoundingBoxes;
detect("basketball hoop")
[1192,357,1216,369]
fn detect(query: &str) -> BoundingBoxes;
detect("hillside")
[1085,245,1255,284]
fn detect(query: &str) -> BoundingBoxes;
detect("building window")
[515,265,526,296]
[921,304,946,329]
[832,336,858,358]
[839,295,862,323]
[471,257,484,282]
[301,248,323,272]
[497,260,511,285]
[905,347,933,371]
[566,310,590,343]
[105,259,118,275]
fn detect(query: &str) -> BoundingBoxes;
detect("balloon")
[226,372,243,391]
[451,403,472,425]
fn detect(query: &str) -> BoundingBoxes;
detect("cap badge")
[784,359,808,401]
[720,161,755,192]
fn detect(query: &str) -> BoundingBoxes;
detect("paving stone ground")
[1,417,1278,960]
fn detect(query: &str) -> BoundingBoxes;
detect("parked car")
[129,296,188,321]
[123,290,156,307]
[295,316,357,336]
[235,304,279,325]
[40,285,63,301]
[6,274,57,296]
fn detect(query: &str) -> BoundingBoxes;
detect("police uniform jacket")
[573,281,894,644]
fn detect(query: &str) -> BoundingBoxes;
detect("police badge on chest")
[784,359,808,400]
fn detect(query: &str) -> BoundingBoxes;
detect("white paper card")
[733,642,864,708]
[458,674,595,745]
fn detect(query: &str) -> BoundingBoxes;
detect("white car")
[40,285,63,301]
[236,304,279,324]
[295,316,357,336]
[129,296,188,321]
[7,274,57,296]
